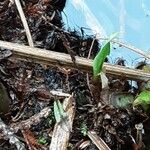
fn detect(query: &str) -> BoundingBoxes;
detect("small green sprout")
[80,122,88,136]
[38,136,47,145]
[53,100,67,123]
[93,32,119,78]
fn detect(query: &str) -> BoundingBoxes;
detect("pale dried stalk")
[113,40,150,59]
[14,0,34,47]
[49,95,75,150]
[0,40,149,81]
[87,131,111,150]
[98,36,150,59]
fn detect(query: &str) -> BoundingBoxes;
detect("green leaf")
[57,99,67,117]
[54,100,61,123]
[53,100,67,123]
[93,43,110,77]
[93,32,119,77]
[80,122,88,136]
[133,90,150,112]
[38,137,47,145]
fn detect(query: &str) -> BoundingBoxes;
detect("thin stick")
[98,37,150,59]
[87,131,111,150]
[0,40,149,82]
[14,0,34,47]
[11,107,51,132]
[88,37,96,59]
[114,40,150,59]
[86,37,96,98]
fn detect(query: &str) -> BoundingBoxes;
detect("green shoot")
[53,100,67,123]
[38,136,48,145]
[80,122,88,136]
[133,90,150,112]
[93,32,119,78]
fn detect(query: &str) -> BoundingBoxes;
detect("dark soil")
[0,0,149,150]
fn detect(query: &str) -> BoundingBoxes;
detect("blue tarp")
[63,0,150,65]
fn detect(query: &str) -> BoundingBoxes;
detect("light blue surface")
[63,0,150,65]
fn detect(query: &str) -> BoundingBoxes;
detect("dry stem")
[98,36,150,59]
[0,40,149,81]
[14,0,34,47]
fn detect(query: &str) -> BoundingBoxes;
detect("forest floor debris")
[0,0,149,150]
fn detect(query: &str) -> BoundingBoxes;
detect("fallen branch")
[0,40,149,81]
[11,107,51,132]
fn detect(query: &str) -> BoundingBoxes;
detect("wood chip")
[87,131,111,150]
[49,95,75,150]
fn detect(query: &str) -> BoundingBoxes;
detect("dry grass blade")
[14,0,34,47]
[87,131,111,150]
[49,95,75,150]
[98,37,150,59]
[113,40,150,59]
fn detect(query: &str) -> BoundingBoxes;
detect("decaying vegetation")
[0,0,150,150]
